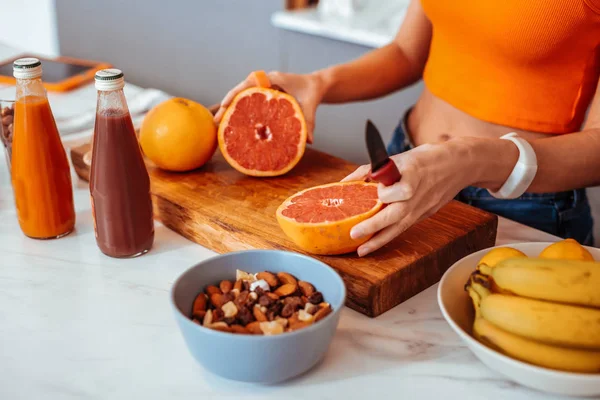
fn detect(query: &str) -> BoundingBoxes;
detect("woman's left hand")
[342,139,479,256]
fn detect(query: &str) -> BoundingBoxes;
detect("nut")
[277,272,297,286]
[1,115,13,126]
[298,281,315,297]
[210,293,228,309]
[274,283,297,297]
[287,313,311,331]
[256,271,279,288]
[192,293,207,314]
[308,291,323,305]
[209,322,231,332]
[203,309,213,327]
[246,321,263,334]
[233,279,243,292]
[275,317,289,328]
[258,295,273,307]
[249,292,258,301]
[229,324,248,334]
[301,296,308,304]
[319,302,330,309]
[236,269,256,282]
[192,310,206,320]
[250,279,270,292]
[220,280,233,294]
[298,309,315,322]
[230,288,240,298]
[253,304,268,322]
[205,285,222,296]
[222,301,238,318]
[304,302,318,315]
[314,304,332,322]
[266,292,280,301]
[260,321,284,336]
[192,318,201,325]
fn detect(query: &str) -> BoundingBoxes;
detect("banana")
[473,317,600,373]
[464,272,492,318]
[478,258,600,308]
[480,293,600,349]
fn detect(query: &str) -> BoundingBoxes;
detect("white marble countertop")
[271,1,411,48]
[0,43,576,400]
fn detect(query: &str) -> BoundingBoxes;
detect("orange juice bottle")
[10,58,75,239]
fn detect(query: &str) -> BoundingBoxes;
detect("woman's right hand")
[214,71,325,144]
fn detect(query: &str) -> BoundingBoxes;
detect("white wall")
[0,0,59,55]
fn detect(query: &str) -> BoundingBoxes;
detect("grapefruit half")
[217,87,307,177]
[276,181,383,255]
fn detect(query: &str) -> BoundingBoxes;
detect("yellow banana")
[480,293,600,349]
[478,258,600,308]
[464,272,492,317]
[473,317,600,373]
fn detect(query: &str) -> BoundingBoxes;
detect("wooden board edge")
[368,213,498,317]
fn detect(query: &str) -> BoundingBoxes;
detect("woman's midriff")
[407,87,551,146]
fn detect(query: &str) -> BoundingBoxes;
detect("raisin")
[258,294,273,307]
[212,308,224,322]
[254,287,265,296]
[308,292,323,305]
[237,308,255,326]
[281,303,295,318]
[283,296,303,310]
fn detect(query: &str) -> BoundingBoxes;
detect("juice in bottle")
[90,69,154,257]
[10,58,75,239]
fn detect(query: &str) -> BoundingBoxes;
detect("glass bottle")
[11,58,75,239]
[90,69,154,257]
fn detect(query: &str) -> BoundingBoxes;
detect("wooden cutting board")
[70,143,497,317]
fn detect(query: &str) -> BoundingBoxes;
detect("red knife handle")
[368,159,401,186]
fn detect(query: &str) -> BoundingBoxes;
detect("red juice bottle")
[89,69,154,257]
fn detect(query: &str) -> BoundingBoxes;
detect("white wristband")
[488,132,538,199]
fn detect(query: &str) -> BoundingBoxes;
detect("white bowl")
[438,242,600,397]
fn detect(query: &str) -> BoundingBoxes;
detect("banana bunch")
[465,257,600,373]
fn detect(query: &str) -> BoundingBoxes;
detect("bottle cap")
[13,58,43,79]
[95,69,125,91]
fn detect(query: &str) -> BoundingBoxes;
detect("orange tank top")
[420,0,600,133]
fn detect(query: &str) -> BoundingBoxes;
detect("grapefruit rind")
[249,70,271,88]
[276,181,383,255]
[217,87,308,177]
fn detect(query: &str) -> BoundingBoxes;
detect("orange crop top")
[420,0,600,133]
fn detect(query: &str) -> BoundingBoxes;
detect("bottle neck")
[96,89,130,116]
[15,77,46,101]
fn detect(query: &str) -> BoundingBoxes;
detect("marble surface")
[1,149,579,400]
[0,41,577,399]
[271,8,396,48]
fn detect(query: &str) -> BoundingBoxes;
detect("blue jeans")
[387,116,595,246]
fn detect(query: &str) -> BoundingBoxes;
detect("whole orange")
[139,98,217,172]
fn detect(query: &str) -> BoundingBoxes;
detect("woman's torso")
[409,0,600,146]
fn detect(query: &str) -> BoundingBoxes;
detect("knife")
[365,119,401,186]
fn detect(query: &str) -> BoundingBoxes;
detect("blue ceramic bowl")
[170,250,346,383]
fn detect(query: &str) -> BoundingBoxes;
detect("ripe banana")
[465,272,492,318]
[478,258,600,308]
[473,317,600,373]
[480,293,600,349]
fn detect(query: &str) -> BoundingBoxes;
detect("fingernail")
[350,228,363,239]
[358,247,369,257]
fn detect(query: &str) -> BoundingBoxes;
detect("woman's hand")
[342,139,479,256]
[214,71,325,144]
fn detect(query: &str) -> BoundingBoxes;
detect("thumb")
[341,164,370,182]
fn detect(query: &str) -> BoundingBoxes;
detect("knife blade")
[366,119,390,172]
[365,119,402,186]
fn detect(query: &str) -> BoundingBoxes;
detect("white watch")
[488,132,538,199]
